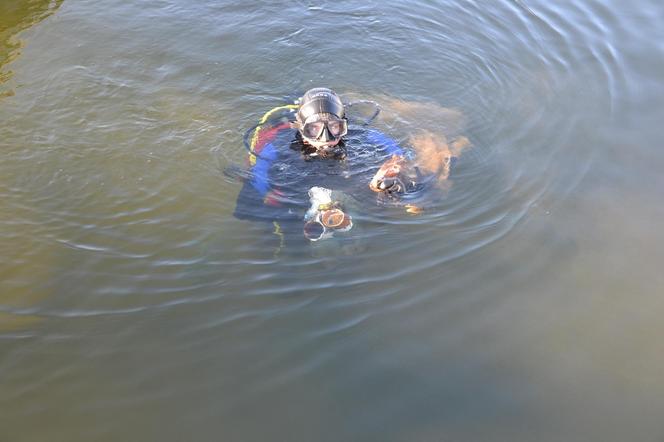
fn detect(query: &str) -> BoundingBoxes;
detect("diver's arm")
[248,142,284,205]
[233,141,286,221]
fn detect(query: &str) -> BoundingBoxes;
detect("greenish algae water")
[1,1,664,441]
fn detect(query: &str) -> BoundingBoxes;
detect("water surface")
[1,0,664,441]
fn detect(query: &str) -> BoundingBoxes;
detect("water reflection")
[1,0,663,440]
[0,0,64,97]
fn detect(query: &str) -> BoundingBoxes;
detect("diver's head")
[296,88,348,149]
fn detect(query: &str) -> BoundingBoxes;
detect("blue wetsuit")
[233,124,404,221]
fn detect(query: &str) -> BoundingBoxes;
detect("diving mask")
[303,187,353,241]
[303,208,353,241]
[300,113,348,143]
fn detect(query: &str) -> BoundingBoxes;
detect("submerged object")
[303,187,353,241]
[405,204,423,215]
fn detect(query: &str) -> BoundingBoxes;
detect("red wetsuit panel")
[253,122,291,154]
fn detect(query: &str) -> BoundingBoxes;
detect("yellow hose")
[250,104,298,152]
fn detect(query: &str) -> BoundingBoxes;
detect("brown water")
[1,0,664,441]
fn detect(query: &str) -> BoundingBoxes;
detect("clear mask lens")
[302,116,347,141]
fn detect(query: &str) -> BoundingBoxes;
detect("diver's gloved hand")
[376,175,406,193]
[369,155,408,194]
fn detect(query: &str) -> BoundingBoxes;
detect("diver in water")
[233,87,411,225]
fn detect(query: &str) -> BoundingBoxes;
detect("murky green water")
[1,0,664,441]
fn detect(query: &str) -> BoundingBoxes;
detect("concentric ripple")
[2,0,662,440]
[0,0,625,327]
